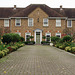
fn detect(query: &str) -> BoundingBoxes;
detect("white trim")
[0,18,10,20]
[28,18,34,26]
[15,18,21,26]
[43,18,48,26]
[16,32,21,36]
[56,19,61,27]
[34,29,42,44]
[4,19,9,27]
[45,33,51,42]
[48,17,68,19]
[56,33,61,38]
[25,32,31,41]
[10,17,28,19]
[67,20,72,27]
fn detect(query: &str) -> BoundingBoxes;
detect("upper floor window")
[56,33,61,38]
[15,19,21,26]
[56,19,61,27]
[67,20,72,27]
[43,18,48,26]
[4,19,9,27]
[28,18,33,26]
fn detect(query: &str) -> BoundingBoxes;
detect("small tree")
[30,35,34,41]
[42,35,46,41]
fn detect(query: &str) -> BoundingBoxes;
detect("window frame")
[15,18,21,26]
[56,33,61,38]
[4,19,9,27]
[56,19,61,27]
[25,33,31,41]
[67,20,72,27]
[43,18,48,26]
[16,32,21,36]
[45,33,51,42]
[28,18,33,26]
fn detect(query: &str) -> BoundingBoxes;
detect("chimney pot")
[14,5,16,10]
[60,5,63,10]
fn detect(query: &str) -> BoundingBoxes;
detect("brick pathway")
[0,45,75,75]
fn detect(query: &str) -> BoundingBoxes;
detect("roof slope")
[53,8,75,18]
[12,4,63,17]
[0,8,24,18]
[0,4,75,18]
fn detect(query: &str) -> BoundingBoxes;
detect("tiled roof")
[0,8,24,18]
[0,4,75,18]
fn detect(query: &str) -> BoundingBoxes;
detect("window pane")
[46,35,50,41]
[29,18,33,26]
[16,19,20,26]
[68,20,71,26]
[4,20,9,27]
[43,18,48,26]
[56,20,61,26]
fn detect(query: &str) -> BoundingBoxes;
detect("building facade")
[0,4,75,44]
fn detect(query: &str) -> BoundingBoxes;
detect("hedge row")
[0,43,25,58]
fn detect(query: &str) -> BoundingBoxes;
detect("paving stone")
[0,45,75,75]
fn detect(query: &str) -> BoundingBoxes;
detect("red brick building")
[0,4,75,44]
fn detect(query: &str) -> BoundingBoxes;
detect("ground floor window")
[46,33,51,42]
[16,32,21,36]
[25,33,31,41]
[56,33,61,38]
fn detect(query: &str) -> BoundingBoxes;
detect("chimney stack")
[60,5,63,10]
[14,5,16,10]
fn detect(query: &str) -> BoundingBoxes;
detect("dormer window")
[43,18,48,26]
[15,19,21,26]
[67,20,72,27]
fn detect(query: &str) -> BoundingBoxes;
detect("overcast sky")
[0,0,75,8]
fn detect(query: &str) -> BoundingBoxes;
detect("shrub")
[2,33,12,44]
[64,41,71,47]
[10,33,21,43]
[7,47,13,52]
[71,47,75,52]
[41,41,50,45]
[24,41,35,45]
[59,38,63,43]
[2,50,7,56]
[20,37,25,42]
[59,45,65,49]
[51,36,60,44]
[63,35,72,42]
[65,46,71,52]
[0,51,5,58]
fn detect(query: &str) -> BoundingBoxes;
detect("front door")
[36,32,40,44]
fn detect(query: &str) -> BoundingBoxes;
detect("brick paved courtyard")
[0,45,75,75]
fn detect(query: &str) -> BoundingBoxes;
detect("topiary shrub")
[63,35,72,42]
[65,46,71,52]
